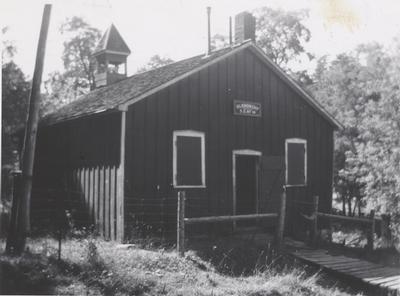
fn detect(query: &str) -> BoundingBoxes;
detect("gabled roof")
[93,24,131,56]
[41,45,234,125]
[42,42,341,129]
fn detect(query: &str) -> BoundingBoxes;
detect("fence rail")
[184,213,278,224]
[309,196,392,250]
[317,212,373,224]
[176,190,286,257]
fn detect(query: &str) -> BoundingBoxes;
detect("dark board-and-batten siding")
[124,47,334,236]
[33,112,124,240]
[34,46,334,240]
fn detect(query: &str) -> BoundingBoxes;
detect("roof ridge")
[42,41,339,129]
[132,46,234,77]
[41,46,237,125]
[89,46,234,92]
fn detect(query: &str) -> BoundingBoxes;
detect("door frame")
[232,149,262,218]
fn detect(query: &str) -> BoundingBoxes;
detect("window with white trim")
[285,138,307,186]
[173,130,205,188]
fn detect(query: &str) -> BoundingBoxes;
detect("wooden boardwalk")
[290,248,400,295]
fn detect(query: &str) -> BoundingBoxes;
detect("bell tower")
[93,24,131,88]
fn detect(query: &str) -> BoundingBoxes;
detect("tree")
[354,41,400,243]
[59,16,101,91]
[310,38,400,246]
[310,41,400,240]
[42,71,78,116]
[137,55,174,73]
[211,34,229,51]
[43,17,101,115]
[2,28,30,167]
[312,54,361,215]
[254,7,313,70]
[2,27,16,63]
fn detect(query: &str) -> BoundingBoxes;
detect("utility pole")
[15,4,52,253]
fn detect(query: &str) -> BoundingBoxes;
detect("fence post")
[380,214,391,248]
[161,197,165,241]
[57,192,64,261]
[311,195,319,246]
[328,220,333,244]
[276,186,286,250]
[367,210,375,252]
[177,191,185,257]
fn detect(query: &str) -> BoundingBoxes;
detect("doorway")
[233,150,261,227]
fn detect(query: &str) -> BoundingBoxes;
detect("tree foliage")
[1,30,30,166]
[254,7,313,69]
[43,17,101,116]
[311,40,400,243]
[59,16,101,92]
[1,27,16,63]
[137,55,174,73]
[355,41,400,242]
[211,34,229,51]
[42,71,78,116]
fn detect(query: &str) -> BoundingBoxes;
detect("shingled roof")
[41,45,235,125]
[41,42,341,128]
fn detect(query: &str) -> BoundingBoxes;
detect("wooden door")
[259,156,285,214]
[235,155,259,227]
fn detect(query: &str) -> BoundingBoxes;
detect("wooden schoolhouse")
[33,11,340,241]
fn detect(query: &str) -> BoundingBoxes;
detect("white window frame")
[173,130,206,188]
[285,138,307,187]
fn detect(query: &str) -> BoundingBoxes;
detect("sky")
[1,0,400,79]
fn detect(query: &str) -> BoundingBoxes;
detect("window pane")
[287,142,305,185]
[176,136,202,185]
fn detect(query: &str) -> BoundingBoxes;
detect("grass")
[0,237,366,296]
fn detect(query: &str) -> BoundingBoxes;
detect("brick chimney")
[234,11,256,44]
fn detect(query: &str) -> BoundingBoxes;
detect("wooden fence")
[176,190,286,257]
[309,196,392,251]
[125,197,179,239]
[64,165,122,241]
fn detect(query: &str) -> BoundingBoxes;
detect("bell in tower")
[93,24,131,88]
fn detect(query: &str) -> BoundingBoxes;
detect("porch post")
[311,195,319,246]
[177,191,186,256]
[116,109,126,242]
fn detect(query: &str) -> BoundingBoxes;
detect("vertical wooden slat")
[226,55,235,215]
[270,73,279,154]
[76,168,81,198]
[209,63,218,215]
[110,166,116,240]
[85,167,89,215]
[99,166,104,236]
[104,166,110,240]
[144,96,156,196]
[81,167,85,199]
[218,58,228,214]
[94,166,99,230]
[89,167,93,223]
[79,167,83,222]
